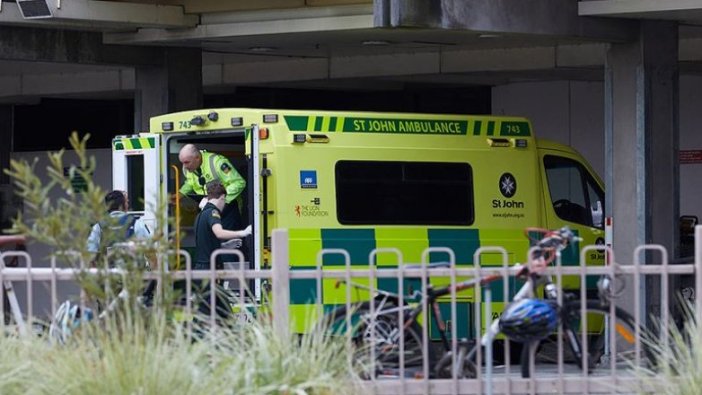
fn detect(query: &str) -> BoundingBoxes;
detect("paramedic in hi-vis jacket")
[178,144,246,231]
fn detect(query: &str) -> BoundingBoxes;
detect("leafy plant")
[4,131,177,313]
[5,132,103,265]
[634,303,701,395]
[1,133,361,395]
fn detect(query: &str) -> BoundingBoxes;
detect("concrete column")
[605,21,679,318]
[642,22,679,259]
[134,47,203,132]
[377,0,636,41]
[0,106,12,185]
[605,38,641,264]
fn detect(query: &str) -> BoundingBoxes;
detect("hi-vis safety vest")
[180,151,246,205]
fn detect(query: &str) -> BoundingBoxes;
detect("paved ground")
[374,362,643,394]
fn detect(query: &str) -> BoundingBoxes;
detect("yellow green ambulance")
[112,108,605,337]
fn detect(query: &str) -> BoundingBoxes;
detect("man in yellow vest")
[178,144,246,230]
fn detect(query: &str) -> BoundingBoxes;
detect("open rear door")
[112,134,161,233]
[248,124,262,300]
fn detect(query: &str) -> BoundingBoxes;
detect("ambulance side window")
[335,161,474,225]
[126,155,145,212]
[544,155,604,229]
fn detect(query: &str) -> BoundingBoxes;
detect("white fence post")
[271,229,290,338]
[695,225,702,322]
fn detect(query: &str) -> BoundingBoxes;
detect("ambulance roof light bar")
[190,115,206,126]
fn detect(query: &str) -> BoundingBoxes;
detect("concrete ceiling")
[579,0,702,25]
[1,0,702,100]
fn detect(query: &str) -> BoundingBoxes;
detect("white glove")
[221,238,243,249]
[198,197,208,210]
[241,225,252,237]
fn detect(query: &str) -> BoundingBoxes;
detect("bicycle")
[0,235,52,337]
[49,240,160,344]
[0,235,28,330]
[322,226,653,379]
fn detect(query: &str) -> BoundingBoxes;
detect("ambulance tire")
[519,300,654,378]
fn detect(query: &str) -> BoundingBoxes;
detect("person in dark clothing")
[193,181,251,320]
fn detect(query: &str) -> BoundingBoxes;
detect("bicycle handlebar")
[527,226,580,263]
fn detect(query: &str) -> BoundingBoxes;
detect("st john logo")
[499,173,516,198]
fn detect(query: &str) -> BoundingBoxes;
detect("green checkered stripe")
[113,137,156,150]
[287,228,484,338]
[283,115,531,136]
[286,227,582,336]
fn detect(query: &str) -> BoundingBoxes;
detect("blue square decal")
[300,170,317,189]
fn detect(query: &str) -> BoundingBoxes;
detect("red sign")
[680,150,702,164]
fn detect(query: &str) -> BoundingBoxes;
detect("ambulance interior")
[123,154,145,213]
[164,132,248,252]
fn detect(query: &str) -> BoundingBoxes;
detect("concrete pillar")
[642,22,679,259]
[376,0,636,41]
[0,106,12,185]
[134,47,203,132]
[605,21,679,318]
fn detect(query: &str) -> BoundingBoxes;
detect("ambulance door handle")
[261,168,271,177]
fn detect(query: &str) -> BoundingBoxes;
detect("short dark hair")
[206,181,226,199]
[104,190,127,212]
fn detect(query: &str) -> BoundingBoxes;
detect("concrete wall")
[492,77,702,222]
[492,80,605,178]
[679,75,702,222]
[11,148,113,267]
[8,148,112,320]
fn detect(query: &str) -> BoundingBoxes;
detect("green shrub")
[0,312,360,395]
[211,318,362,395]
[2,133,361,395]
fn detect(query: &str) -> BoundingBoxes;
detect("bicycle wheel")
[324,300,431,375]
[434,341,480,378]
[521,300,653,378]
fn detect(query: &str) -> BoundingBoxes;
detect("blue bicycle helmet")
[499,299,558,343]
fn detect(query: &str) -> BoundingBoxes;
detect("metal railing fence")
[0,225,700,395]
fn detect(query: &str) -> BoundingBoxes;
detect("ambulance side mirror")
[591,200,603,228]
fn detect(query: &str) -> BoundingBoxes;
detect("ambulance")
[112,108,605,336]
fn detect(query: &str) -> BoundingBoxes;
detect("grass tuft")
[633,303,702,395]
[0,310,361,395]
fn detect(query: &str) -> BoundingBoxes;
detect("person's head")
[206,181,227,210]
[105,190,128,212]
[178,144,202,172]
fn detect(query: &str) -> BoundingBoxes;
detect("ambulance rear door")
[112,134,161,233]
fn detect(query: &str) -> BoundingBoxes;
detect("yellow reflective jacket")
[179,151,245,205]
